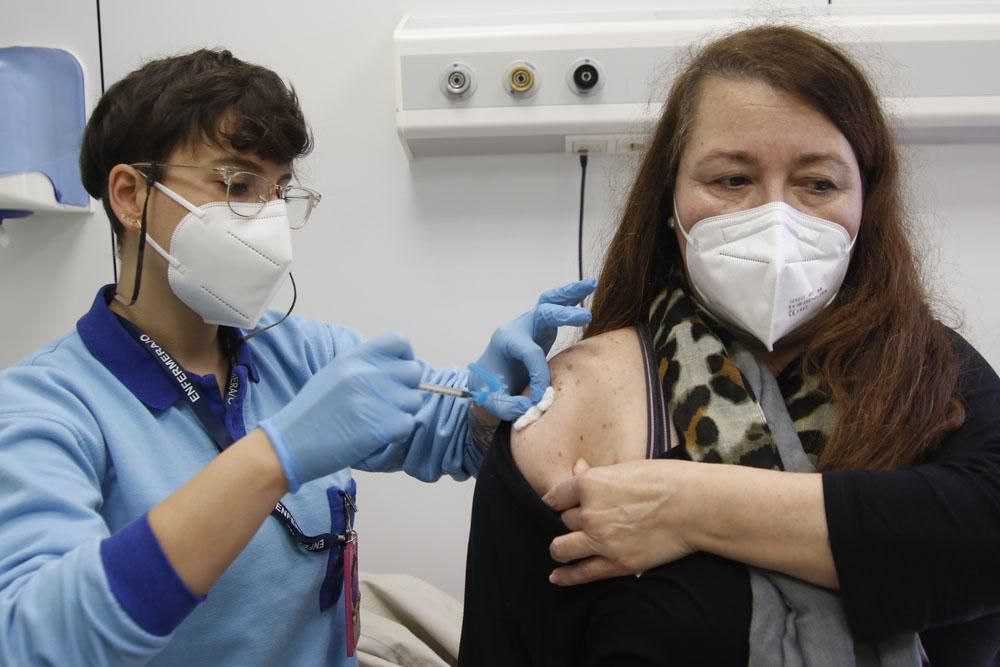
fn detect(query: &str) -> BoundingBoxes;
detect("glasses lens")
[283,187,318,229]
[226,172,271,218]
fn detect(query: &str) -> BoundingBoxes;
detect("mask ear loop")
[117,166,157,307]
[241,273,298,342]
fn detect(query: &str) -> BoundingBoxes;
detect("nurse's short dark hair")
[79,48,312,239]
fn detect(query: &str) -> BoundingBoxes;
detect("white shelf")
[0,172,91,216]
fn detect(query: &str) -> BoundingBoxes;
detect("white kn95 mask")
[674,200,856,351]
[143,182,293,329]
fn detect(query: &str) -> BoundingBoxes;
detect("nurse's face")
[143,142,293,256]
[672,76,864,263]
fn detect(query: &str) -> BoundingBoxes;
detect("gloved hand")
[474,279,597,421]
[259,332,424,492]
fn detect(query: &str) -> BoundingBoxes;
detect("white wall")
[2,1,998,602]
[0,1,108,349]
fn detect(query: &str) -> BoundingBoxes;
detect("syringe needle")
[418,382,472,399]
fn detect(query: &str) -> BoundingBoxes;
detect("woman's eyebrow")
[694,150,757,167]
[693,150,852,176]
[792,152,852,175]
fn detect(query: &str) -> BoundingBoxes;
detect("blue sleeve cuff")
[100,513,204,637]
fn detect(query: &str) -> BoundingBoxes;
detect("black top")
[460,326,1000,666]
[824,330,1000,663]
[459,325,752,666]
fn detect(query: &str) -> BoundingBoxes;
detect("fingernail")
[548,572,558,584]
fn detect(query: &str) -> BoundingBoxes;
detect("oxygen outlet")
[503,61,539,98]
[567,58,604,97]
[440,62,476,100]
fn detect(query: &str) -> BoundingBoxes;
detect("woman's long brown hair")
[586,25,965,470]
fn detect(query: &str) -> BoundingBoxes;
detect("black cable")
[578,153,588,282]
[96,0,106,95]
[96,0,117,283]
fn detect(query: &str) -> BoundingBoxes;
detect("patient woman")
[459,25,1000,666]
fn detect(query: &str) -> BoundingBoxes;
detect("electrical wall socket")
[566,134,647,155]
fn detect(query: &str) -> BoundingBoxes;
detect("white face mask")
[143,182,293,328]
[674,200,856,351]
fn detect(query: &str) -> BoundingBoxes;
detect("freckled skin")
[511,329,650,497]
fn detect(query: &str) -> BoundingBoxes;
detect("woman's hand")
[543,458,838,589]
[542,458,701,585]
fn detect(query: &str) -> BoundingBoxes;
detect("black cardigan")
[460,329,1000,666]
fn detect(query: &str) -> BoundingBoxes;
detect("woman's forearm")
[147,430,288,596]
[683,462,838,589]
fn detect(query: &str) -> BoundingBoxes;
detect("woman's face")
[673,76,864,261]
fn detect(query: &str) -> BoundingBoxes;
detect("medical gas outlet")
[395,10,1000,159]
[568,59,603,97]
[504,61,539,98]
[441,62,476,100]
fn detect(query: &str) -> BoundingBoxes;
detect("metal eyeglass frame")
[131,162,322,229]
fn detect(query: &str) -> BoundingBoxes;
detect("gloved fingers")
[514,344,551,404]
[376,358,423,388]
[531,303,593,337]
[536,278,597,307]
[375,377,424,414]
[362,331,415,361]
[482,393,532,421]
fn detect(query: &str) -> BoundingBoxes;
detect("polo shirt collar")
[77,285,259,410]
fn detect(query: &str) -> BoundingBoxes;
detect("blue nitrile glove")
[474,278,597,421]
[259,332,424,492]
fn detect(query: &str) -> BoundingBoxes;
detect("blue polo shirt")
[0,286,480,666]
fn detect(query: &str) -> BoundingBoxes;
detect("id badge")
[343,530,361,656]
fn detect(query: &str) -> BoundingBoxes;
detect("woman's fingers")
[549,557,627,586]
[549,529,595,564]
[559,507,582,531]
[542,471,583,511]
[542,460,701,585]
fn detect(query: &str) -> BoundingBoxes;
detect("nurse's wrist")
[242,428,290,496]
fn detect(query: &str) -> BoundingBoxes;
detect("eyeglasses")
[132,162,322,229]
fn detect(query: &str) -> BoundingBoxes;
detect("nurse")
[0,48,593,665]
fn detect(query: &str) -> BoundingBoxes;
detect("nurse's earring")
[667,216,676,230]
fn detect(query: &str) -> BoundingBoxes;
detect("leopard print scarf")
[647,278,837,469]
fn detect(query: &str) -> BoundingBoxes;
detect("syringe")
[418,382,472,399]
[417,363,509,404]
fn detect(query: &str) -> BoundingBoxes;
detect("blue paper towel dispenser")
[0,46,89,226]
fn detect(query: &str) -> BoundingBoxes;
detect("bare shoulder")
[511,328,649,497]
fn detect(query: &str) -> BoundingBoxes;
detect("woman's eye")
[227,182,249,196]
[716,175,749,189]
[806,179,836,193]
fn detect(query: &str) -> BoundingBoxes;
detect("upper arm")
[511,329,649,497]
